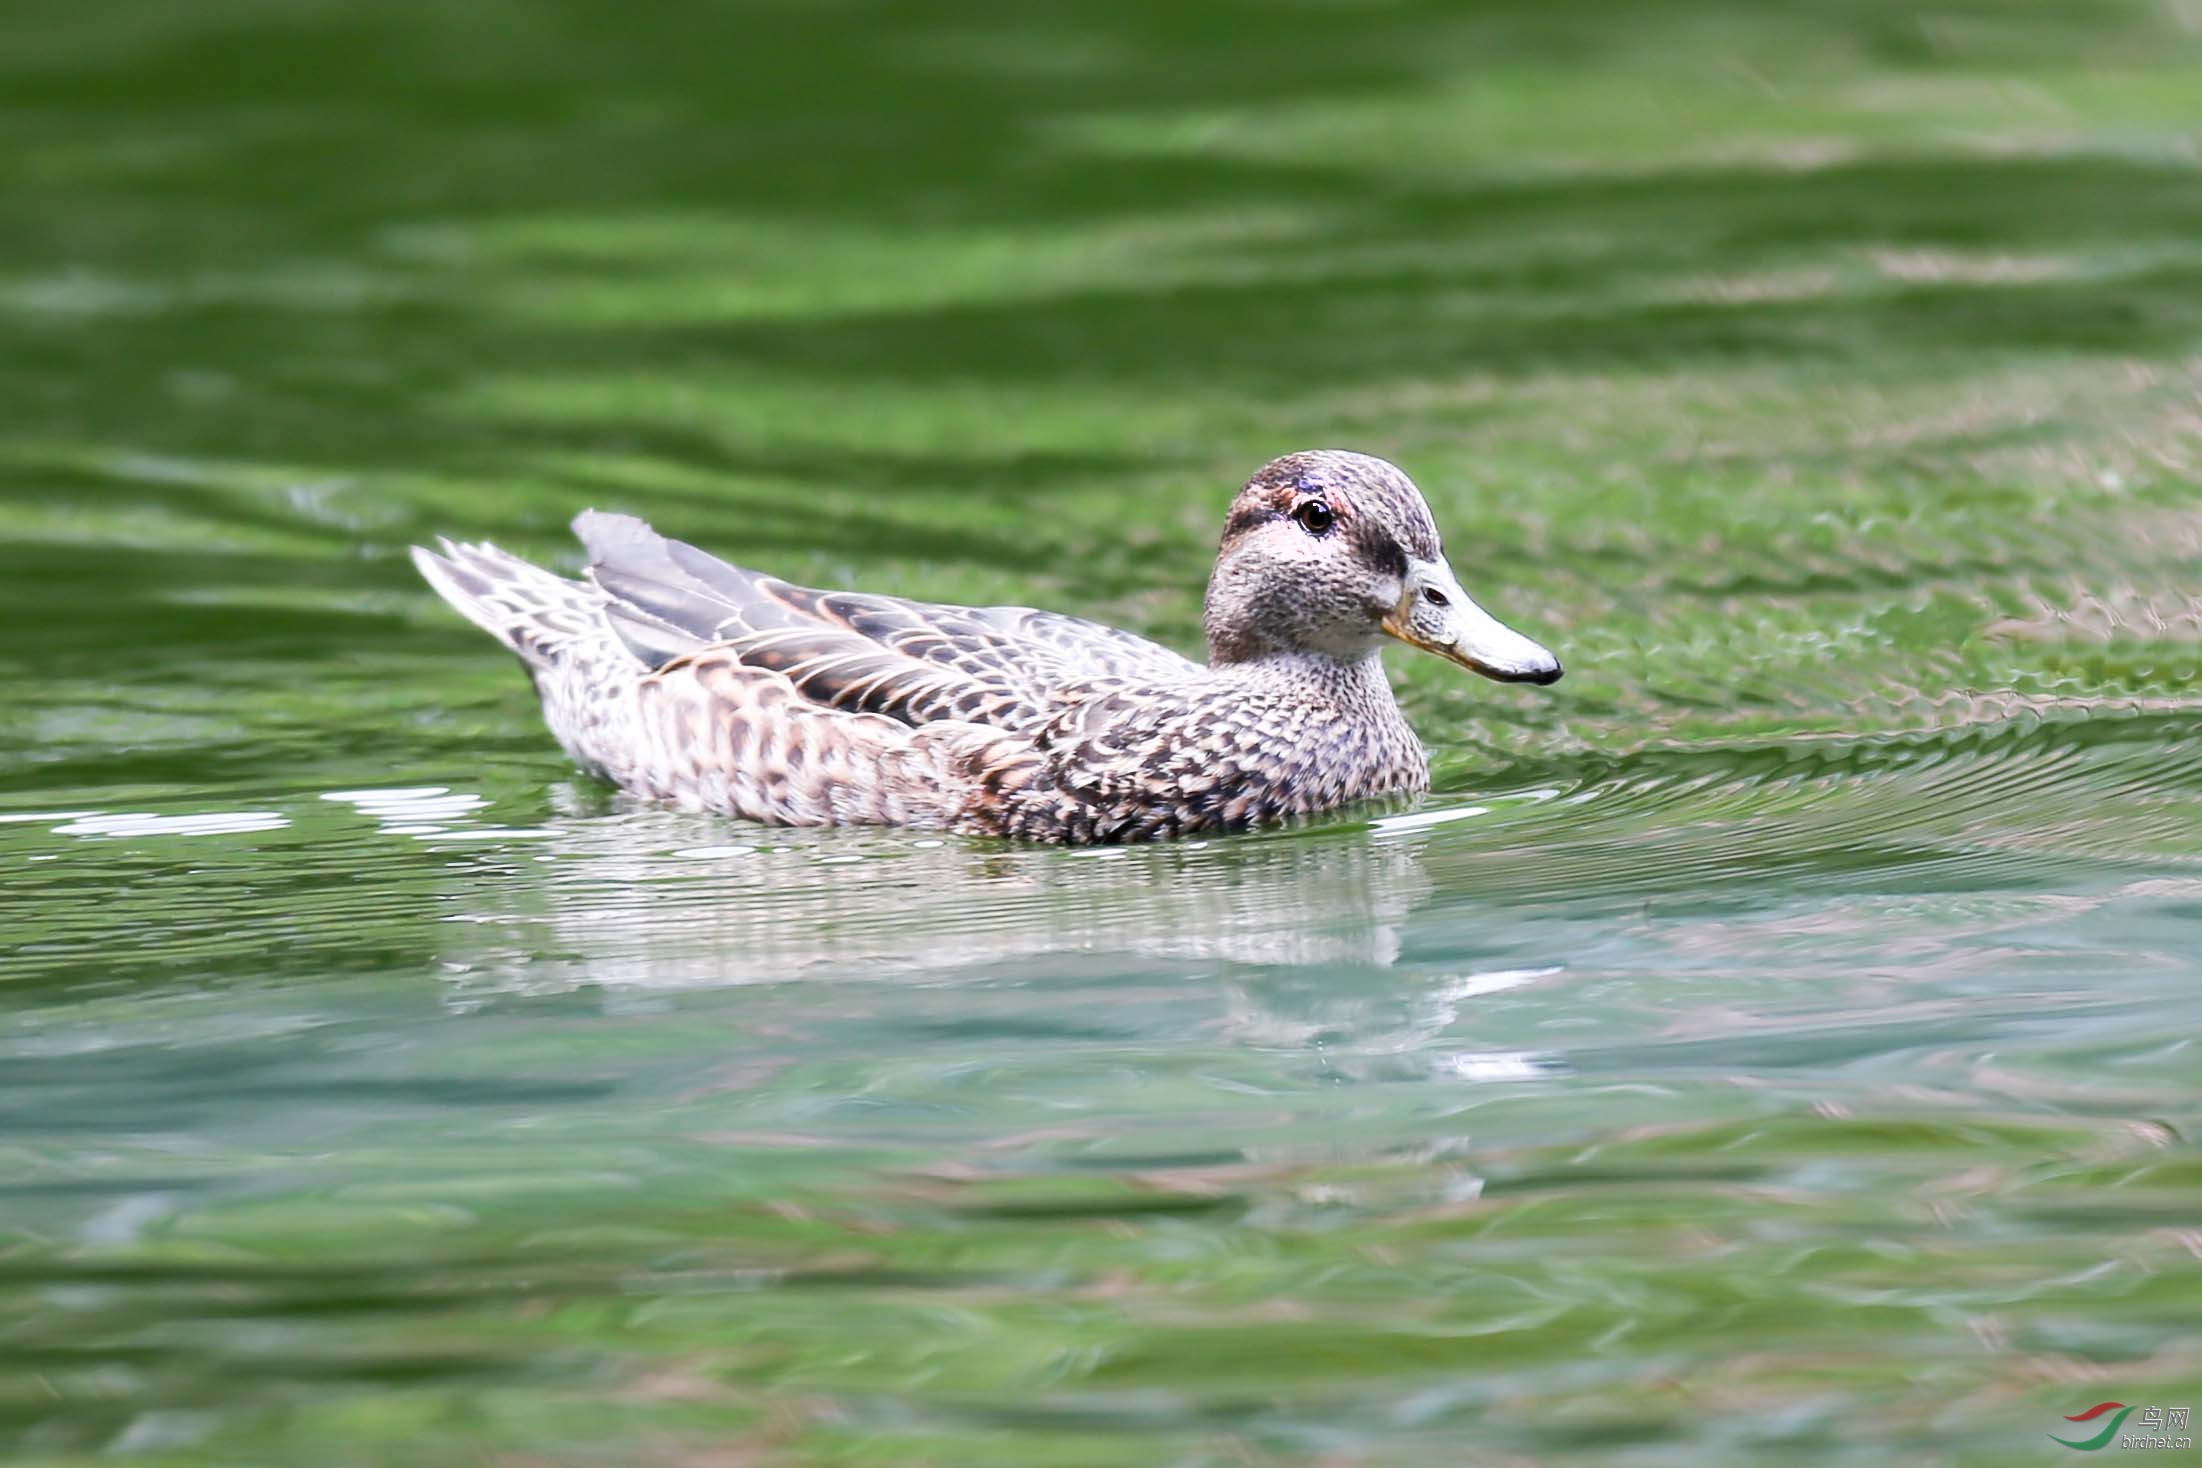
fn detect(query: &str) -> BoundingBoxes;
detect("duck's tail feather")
[412,537,645,782]
[411,539,621,670]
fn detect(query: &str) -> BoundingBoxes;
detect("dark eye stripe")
[1222,504,1282,539]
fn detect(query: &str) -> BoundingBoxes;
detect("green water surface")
[4,2,2201,1463]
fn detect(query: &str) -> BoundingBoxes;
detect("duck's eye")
[1293,500,1335,536]
[1422,586,1450,607]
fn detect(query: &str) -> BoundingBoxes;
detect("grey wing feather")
[572,511,1197,733]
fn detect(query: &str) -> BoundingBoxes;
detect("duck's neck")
[1213,649,1427,800]
[1217,647,1399,707]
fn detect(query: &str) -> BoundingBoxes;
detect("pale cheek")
[1241,537,1392,643]
[1304,561,1391,623]
[1306,574,1387,637]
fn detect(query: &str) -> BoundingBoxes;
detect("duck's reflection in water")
[432,785,1453,992]
[412,787,1589,1090]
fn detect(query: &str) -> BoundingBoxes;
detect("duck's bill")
[1380,560,1563,686]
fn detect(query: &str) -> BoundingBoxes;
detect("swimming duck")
[413,450,1560,844]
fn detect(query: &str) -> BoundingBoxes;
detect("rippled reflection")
[419,788,1468,987]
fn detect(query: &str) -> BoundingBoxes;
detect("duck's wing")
[575,511,1197,733]
[942,603,1203,684]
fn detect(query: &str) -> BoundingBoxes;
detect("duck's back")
[413,513,1224,838]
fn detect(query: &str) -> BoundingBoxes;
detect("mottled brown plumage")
[412,450,1561,844]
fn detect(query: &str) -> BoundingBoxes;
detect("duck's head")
[1203,450,1562,684]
